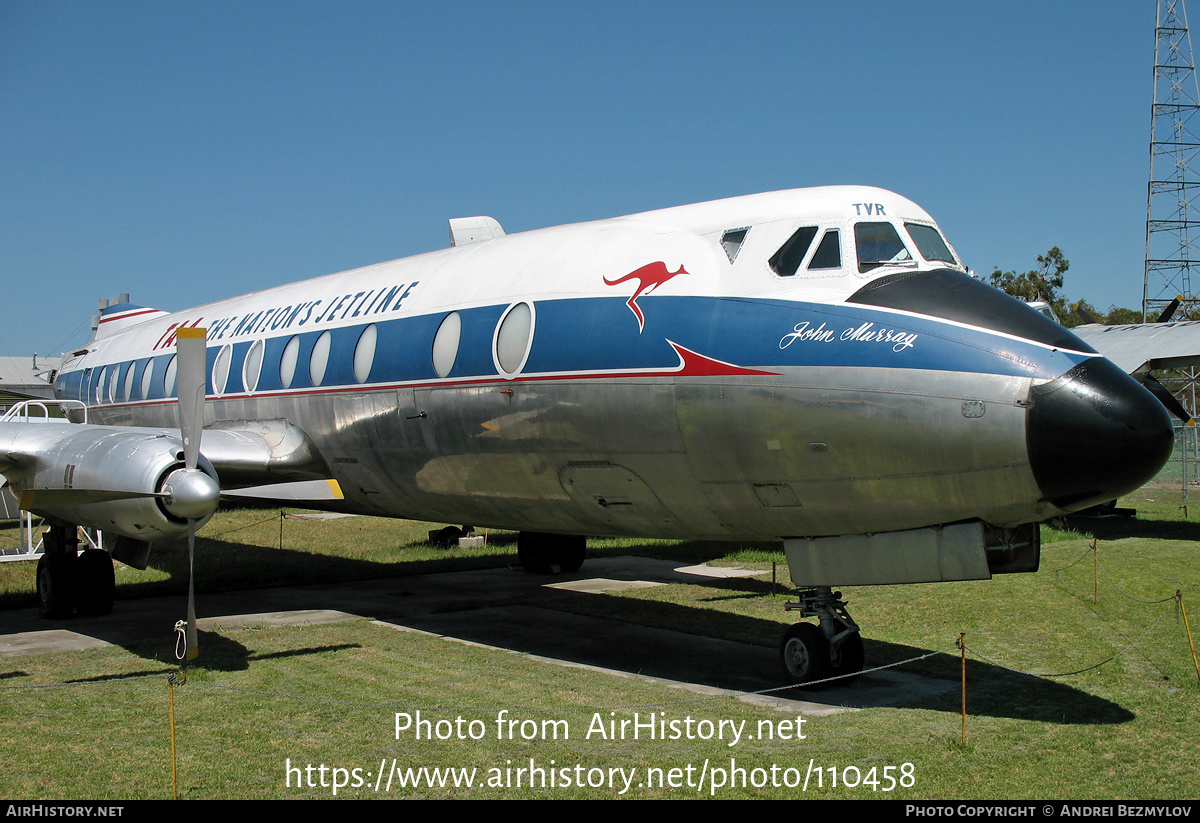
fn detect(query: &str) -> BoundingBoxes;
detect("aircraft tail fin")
[93,300,169,340]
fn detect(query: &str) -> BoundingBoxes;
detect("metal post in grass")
[279,510,284,552]
[1092,539,1098,603]
[957,632,966,750]
[1179,590,1200,686]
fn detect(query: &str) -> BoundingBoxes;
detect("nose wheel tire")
[831,630,864,680]
[780,623,831,687]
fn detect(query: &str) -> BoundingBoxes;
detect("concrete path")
[0,556,956,713]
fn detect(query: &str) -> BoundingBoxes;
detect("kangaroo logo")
[604,261,688,332]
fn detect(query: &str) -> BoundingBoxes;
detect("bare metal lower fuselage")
[83,363,1040,541]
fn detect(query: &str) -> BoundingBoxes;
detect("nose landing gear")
[780,587,863,687]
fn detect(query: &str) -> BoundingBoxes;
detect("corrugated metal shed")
[1073,321,1200,373]
[0,355,61,405]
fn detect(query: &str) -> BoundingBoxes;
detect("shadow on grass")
[0,533,766,611]
[170,636,363,673]
[1,535,1137,725]
[1059,513,1200,542]
[0,536,524,611]
[366,578,1135,726]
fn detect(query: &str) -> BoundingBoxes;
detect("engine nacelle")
[8,426,219,542]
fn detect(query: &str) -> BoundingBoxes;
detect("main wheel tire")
[517,532,553,574]
[555,535,586,573]
[37,553,76,619]
[780,622,831,687]
[517,533,586,574]
[75,549,116,617]
[830,631,865,681]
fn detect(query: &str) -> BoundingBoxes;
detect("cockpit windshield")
[854,222,914,273]
[904,222,957,265]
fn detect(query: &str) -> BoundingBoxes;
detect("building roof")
[0,355,61,402]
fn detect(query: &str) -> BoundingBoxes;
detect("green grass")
[2,491,1199,799]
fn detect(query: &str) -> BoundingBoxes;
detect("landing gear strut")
[780,586,863,687]
[36,522,115,619]
[516,532,586,574]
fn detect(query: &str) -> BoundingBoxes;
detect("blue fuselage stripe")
[58,296,1090,403]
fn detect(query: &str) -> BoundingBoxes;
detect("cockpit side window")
[809,230,841,270]
[769,226,818,277]
[855,222,912,273]
[905,222,957,264]
[721,227,749,264]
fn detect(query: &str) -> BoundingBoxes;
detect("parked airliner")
[0,186,1174,683]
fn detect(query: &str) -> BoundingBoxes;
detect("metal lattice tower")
[1145,0,1200,321]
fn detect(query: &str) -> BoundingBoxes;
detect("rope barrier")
[963,601,1177,678]
[4,534,1195,711]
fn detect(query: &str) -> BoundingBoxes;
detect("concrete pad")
[0,629,111,656]
[543,577,664,594]
[674,563,763,579]
[199,609,358,630]
[285,512,358,521]
[375,617,835,715]
[0,556,957,716]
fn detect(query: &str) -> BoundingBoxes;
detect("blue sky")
[0,1,1161,358]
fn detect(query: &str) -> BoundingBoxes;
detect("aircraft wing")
[191,419,333,487]
[0,416,334,543]
[1072,321,1200,373]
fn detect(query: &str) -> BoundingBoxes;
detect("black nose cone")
[1027,357,1175,510]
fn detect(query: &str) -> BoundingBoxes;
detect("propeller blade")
[175,327,207,471]
[1139,372,1194,425]
[221,478,345,502]
[1156,296,1182,324]
[175,327,208,663]
[185,519,198,661]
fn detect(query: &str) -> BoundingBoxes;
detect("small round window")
[123,363,136,401]
[212,345,233,396]
[493,301,534,378]
[244,339,264,393]
[141,360,154,400]
[280,335,300,389]
[353,324,377,384]
[310,331,332,386]
[432,312,462,378]
[163,355,178,397]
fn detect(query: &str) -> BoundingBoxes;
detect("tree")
[988,248,1144,328]
[1102,305,1144,325]
[988,247,1071,320]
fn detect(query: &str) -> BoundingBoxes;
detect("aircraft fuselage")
[50,186,1172,542]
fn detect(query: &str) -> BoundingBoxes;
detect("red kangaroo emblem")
[604,261,688,332]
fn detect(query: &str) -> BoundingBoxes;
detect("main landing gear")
[780,587,863,687]
[516,532,586,574]
[36,522,115,619]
